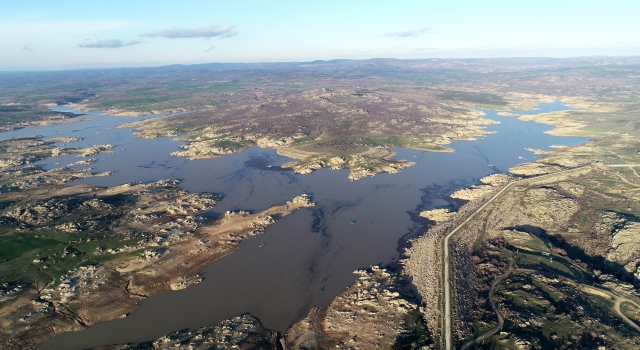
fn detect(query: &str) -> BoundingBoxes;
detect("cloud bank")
[385,27,430,38]
[77,39,141,48]
[143,24,237,39]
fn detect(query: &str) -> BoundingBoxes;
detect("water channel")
[0,101,589,349]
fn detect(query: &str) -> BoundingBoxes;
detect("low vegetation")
[2,57,640,348]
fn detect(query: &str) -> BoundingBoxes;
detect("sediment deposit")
[88,314,280,350]
[285,266,429,349]
[419,208,454,223]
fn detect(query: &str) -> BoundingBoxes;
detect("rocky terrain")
[401,123,640,349]
[402,177,510,343]
[279,148,416,181]
[80,266,429,350]
[443,162,640,348]
[0,105,89,132]
[0,135,117,193]
[449,173,512,200]
[284,266,430,349]
[0,136,315,349]
[0,186,313,349]
[419,208,454,223]
[90,314,280,350]
[1,136,76,171]
[3,57,640,349]
[119,87,494,180]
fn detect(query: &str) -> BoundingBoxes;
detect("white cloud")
[385,27,430,38]
[143,25,237,39]
[77,39,141,48]
[204,45,214,52]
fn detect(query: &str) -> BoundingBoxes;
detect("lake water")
[2,102,587,349]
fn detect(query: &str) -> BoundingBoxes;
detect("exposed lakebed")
[6,101,588,349]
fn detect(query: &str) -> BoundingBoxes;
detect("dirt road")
[442,166,591,350]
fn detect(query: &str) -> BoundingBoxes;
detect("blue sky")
[2,0,639,70]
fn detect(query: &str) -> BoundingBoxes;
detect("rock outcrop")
[89,314,279,350]
[285,266,428,349]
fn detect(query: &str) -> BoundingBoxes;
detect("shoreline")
[1,99,597,349]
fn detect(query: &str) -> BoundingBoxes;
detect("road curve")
[613,296,640,333]
[460,261,513,350]
[459,267,640,349]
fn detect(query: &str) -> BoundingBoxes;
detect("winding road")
[615,299,640,333]
[607,163,640,186]
[441,164,640,349]
[458,262,640,350]
[442,166,593,350]
[459,261,514,350]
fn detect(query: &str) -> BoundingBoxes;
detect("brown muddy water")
[1,102,587,349]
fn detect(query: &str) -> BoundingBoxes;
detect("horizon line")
[2,55,640,73]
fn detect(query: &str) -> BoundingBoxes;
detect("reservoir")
[2,102,588,349]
